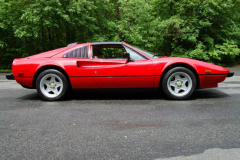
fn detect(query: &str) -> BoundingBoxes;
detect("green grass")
[0,69,12,73]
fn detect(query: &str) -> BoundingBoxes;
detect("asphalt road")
[0,67,240,160]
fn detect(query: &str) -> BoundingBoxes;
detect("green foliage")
[153,0,240,64]
[0,69,12,72]
[0,0,240,68]
[118,0,159,50]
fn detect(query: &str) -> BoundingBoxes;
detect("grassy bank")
[0,69,12,73]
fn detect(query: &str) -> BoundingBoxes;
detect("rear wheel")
[162,67,197,100]
[36,69,69,101]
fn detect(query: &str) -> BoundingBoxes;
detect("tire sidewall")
[36,69,68,101]
[162,67,197,100]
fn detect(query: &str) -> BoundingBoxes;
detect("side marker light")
[18,72,24,77]
[205,70,211,74]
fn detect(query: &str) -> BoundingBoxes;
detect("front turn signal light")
[205,70,211,74]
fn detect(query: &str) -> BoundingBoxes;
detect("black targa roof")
[91,42,123,45]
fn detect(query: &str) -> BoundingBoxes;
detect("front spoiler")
[6,73,15,80]
[227,72,234,77]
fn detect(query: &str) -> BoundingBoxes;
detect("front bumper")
[6,73,15,80]
[227,72,234,77]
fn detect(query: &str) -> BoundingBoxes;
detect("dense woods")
[0,0,240,69]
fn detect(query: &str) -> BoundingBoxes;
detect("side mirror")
[123,52,131,62]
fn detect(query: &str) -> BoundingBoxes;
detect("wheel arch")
[33,65,72,89]
[160,63,200,89]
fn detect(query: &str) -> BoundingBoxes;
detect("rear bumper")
[227,72,234,77]
[6,73,15,80]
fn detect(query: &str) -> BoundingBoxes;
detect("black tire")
[161,67,197,100]
[36,69,69,101]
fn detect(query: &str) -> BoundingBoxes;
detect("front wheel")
[36,69,69,101]
[161,67,197,100]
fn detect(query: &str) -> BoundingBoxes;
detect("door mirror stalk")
[123,52,134,62]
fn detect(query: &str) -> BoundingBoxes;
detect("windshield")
[131,45,160,59]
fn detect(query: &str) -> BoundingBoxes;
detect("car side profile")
[6,41,234,101]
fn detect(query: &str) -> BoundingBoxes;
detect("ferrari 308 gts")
[6,42,234,101]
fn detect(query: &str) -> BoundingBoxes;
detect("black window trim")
[91,42,123,46]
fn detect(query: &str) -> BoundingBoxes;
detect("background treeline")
[0,0,240,69]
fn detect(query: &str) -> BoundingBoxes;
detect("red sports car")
[6,42,234,101]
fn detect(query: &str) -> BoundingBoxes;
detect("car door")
[62,44,99,89]
[90,45,155,88]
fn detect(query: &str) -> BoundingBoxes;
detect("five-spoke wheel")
[162,67,197,100]
[36,69,69,101]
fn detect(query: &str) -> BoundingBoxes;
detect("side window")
[63,46,89,58]
[124,46,147,61]
[101,48,126,59]
[92,45,126,60]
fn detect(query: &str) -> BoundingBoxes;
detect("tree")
[153,0,240,65]
[0,0,239,69]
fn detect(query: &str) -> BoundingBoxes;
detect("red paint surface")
[90,59,154,88]
[15,77,33,88]
[199,75,227,89]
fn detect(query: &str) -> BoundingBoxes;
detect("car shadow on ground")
[194,88,231,99]
[18,92,40,100]
[18,88,230,101]
[70,89,164,100]
[68,88,230,101]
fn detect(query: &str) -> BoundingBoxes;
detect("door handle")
[76,61,81,67]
